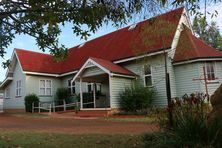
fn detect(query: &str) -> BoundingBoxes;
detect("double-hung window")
[68,80,75,95]
[206,62,216,81]
[16,80,22,97]
[39,80,52,96]
[144,65,152,87]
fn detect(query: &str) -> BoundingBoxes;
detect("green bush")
[76,92,94,108]
[24,94,39,112]
[171,93,222,147]
[119,82,155,112]
[56,88,69,101]
[143,93,222,147]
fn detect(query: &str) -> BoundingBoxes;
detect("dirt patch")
[0,113,158,134]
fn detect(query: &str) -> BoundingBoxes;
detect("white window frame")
[16,80,22,97]
[68,79,76,95]
[5,88,10,99]
[143,64,153,87]
[205,62,217,82]
[39,79,52,96]
[87,83,94,92]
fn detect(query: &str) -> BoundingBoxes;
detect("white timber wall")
[121,54,175,106]
[174,63,201,97]
[110,76,133,108]
[25,75,62,102]
[174,61,222,98]
[198,61,222,96]
[3,61,26,109]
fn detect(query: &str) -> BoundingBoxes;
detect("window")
[87,83,93,92]
[206,62,216,81]
[144,65,152,87]
[16,80,22,97]
[87,83,102,93]
[39,80,52,96]
[68,80,75,95]
[5,88,10,99]
[96,83,102,93]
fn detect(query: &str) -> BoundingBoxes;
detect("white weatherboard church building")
[1,7,222,112]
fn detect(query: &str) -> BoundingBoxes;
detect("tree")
[0,0,220,66]
[193,16,222,50]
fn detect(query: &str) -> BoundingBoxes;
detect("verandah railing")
[32,100,80,115]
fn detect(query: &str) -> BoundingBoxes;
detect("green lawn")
[0,132,144,148]
[105,117,156,123]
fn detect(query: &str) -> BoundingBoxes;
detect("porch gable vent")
[128,23,137,30]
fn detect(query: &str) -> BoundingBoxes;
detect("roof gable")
[173,26,222,63]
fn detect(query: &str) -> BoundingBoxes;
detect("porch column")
[80,77,83,109]
[93,83,96,108]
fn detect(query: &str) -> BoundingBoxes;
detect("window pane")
[16,89,18,96]
[46,80,51,87]
[40,88,45,95]
[206,63,215,80]
[144,65,151,75]
[46,88,51,95]
[72,87,75,94]
[211,73,215,80]
[19,89,21,96]
[68,80,71,86]
[88,84,92,92]
[145,76,152,86]
[40,80,45,88]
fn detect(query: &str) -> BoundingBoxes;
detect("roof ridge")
[15,48,52,56]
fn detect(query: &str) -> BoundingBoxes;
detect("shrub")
[76,92,93,108]
[24,94,39,112]
[171,93,222,147]
[143,93,222,147]
[56,88,69,101]
[119,82,155,112]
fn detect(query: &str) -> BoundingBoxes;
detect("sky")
[0,3,222,82]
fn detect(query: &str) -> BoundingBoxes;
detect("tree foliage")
[193,16,222,50]
[0,0,221,66]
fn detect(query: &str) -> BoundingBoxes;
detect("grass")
[105,117,156,123]
[0,132,143,148]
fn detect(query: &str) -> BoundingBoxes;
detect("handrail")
[82,101,94,105]
[32,100,79,114]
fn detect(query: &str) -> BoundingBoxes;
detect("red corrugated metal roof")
[15,7,184,74]
[173,26,222,63]
[90,57,135,76]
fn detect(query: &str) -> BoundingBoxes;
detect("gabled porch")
[72,57,136,110]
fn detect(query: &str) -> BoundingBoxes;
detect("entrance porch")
[72,57,136,111]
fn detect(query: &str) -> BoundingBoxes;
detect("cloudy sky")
[0,4,222,82]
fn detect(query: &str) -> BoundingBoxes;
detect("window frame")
[143,64,153,87]
[39,79,52,96]
[205,62,217,82]
[4,88,10,99]
[87,83,94,93]
[68,79,76,95]
[15,80,22,97]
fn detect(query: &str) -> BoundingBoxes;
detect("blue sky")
[0,4,222,82]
